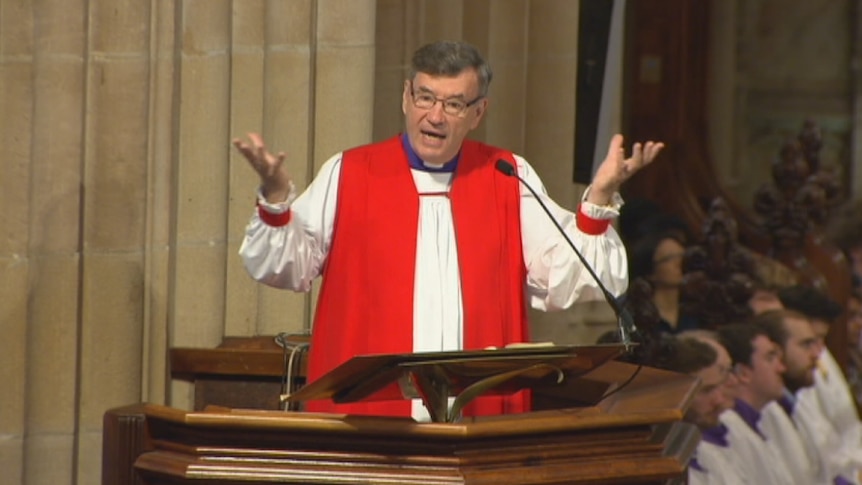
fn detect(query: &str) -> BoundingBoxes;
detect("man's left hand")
[587,134,664,206]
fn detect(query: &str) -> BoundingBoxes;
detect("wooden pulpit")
[104,344,700,485]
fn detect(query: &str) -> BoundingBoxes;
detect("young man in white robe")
[660,331,742,484]
[779,285,862,448]
[716,323,799,484]
[757,308,861,484]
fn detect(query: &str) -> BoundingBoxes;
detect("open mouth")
[421,130,446,140]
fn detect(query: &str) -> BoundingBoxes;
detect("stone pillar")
[467,0,530,153]
[76,0,153,480]
[0,0,380,481]
[167,0,234,413]
[223,0,378,336]
[0,0,34,481]
[23,0,87,483]
[523,0,581,207]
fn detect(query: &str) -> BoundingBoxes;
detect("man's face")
[651,238,685,288]
[712,343,738,408]
[781,316,820,392]
[687,344,736,429]
[402,70,487,166]
[742,335,786,404]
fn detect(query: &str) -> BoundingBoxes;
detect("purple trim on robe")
[732,398,767,440]
[401,133,459,173]
[835,476,854,485]
[777,389,796,417]
[689,424,729,476]
[689,455,707,473]
[701,424,730,447]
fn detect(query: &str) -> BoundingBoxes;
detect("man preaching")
[234,40,663,418]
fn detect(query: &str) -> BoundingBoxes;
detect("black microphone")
[495,159,637,348]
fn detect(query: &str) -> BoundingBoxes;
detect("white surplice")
[808,348,862,447]
[689,441,748,485]
[241,151,628,336]
[760,400,822,484]
[720,408,797,485]
[793,386,862,484]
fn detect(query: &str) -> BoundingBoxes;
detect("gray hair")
[408,41,493,97]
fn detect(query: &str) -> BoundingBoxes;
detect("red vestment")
[305,135,530,417]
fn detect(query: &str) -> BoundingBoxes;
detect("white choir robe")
[688,441,748,485]
[809,348,862,447]
[760,401,823,484]
[240,153,629,419]
[720,408,797,485]
[793,386,862,484]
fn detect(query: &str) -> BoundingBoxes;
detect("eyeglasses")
[409,83,484,117]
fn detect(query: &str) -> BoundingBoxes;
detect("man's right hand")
[232,133,292,203]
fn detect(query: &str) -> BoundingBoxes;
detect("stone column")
[0,2,36,483]
[23,0,87,483]
[466,0,530,153]
[76,0,154,479]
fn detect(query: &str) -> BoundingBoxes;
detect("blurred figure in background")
[778,285,862,447]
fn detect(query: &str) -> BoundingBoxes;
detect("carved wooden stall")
[627,118,853,366]
[625,0,852,366]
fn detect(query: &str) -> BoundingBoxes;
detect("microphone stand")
[495,159,637,350]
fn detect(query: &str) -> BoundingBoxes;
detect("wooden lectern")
[284,344,629,422]
[104,344,700,485]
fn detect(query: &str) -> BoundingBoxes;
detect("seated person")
[778,285,862,446]
[627,230,696,334]
[846,290,862,406]
[746,252,797,315]
[748,278,785,315]
[716,323,799,484]
[651,332,740,484]
[678,329,739,408]
[755,309,858,484]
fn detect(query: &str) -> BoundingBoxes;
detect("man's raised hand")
[232,133,292,203]
[587,134,664,206]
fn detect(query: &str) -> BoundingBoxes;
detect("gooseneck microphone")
[495,159,637,348]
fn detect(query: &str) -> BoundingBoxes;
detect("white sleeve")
[515,155,629,311]
[238,153,343,292]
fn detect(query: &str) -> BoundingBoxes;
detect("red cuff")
[576,203,611,235]
[257,202,292,227]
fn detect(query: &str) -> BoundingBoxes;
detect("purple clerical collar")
[733,398,766,439]
[777,389,796,417]
[400,133,459,173]
[701,423,729,447]
[689,425,729,474]
[689,456,707,473]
